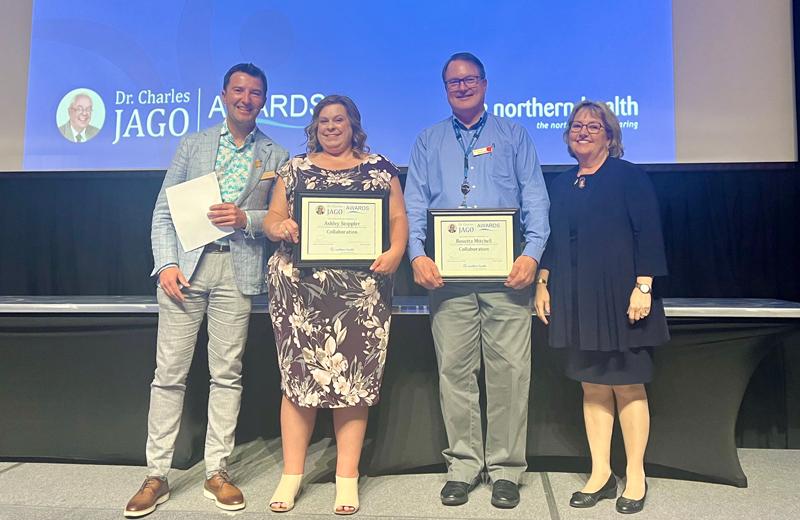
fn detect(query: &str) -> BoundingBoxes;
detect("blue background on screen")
[23,0,674,170]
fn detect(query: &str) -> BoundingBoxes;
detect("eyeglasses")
[569,122,605,134]
[70,107,93,114]
[444,75,484,91]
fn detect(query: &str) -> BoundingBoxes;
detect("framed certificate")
[426,208,521,282]
[293,191,389,267]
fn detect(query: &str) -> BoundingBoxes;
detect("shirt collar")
[220,121,259,147]
[453,111,488,131]
[70,125,86,139]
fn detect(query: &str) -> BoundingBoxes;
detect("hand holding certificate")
[426,208,521,282]
[271,217,300,244]
[165,172,233,252]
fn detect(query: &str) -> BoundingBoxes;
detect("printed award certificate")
[294,191,389,267]
[426,208,521,281]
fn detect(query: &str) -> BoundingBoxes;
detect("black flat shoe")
[491,479,520,509]
[616,483,647,514]
[569,473,617,508]
[440,478,479,506]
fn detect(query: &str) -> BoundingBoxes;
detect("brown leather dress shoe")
[124,477,170,517]
[203,470,245,511]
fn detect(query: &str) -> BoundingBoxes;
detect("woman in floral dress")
[262,95,408,515]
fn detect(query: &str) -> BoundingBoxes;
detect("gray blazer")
[150,122,289,295]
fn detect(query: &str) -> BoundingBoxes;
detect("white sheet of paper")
[166,172,233,252]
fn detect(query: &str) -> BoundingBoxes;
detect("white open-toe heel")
[334,475,360,515]
[269,474,303,512]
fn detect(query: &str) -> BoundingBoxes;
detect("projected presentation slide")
[23,0,674,171]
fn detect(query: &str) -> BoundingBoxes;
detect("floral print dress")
[267,154,397,408]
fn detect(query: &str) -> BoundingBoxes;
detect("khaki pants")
[429,283,532,484]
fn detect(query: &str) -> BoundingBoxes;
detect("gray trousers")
[146,252,252,477]
[429,284,532,484]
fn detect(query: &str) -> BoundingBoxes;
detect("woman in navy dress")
[534,100,669,514]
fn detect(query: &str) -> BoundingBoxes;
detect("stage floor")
[1,442,797,520]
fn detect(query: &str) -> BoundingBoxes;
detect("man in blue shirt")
[404,52,550,509]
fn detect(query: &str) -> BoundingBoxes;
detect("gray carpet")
[1,443,798,519]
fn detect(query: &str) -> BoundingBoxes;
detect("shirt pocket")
[488,145,518,191]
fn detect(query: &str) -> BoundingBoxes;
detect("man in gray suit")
[125,63,289,518]
[59,92,100,142]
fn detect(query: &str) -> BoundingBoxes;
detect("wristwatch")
[635,283,651,294]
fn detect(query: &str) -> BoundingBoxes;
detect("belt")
[204,243,231,253]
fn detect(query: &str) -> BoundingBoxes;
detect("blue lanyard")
[452,112,488,207]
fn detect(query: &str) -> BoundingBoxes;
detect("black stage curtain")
[650,166,800,301]
[2,166,799,299]
[1,165,799,451]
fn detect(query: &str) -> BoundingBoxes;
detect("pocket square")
[260,170,276,180]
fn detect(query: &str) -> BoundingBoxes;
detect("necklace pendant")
[577,176,586,189]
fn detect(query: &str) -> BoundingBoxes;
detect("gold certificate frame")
[293,191,389,267]
[426,208,521,282]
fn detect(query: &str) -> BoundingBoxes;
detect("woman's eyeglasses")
[569,122,605,134]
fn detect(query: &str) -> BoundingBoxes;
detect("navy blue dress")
[540,157,669,384]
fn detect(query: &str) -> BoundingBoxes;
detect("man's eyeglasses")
[70,107,93,115]
[444,75,484,91]
[569,122,605,134]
